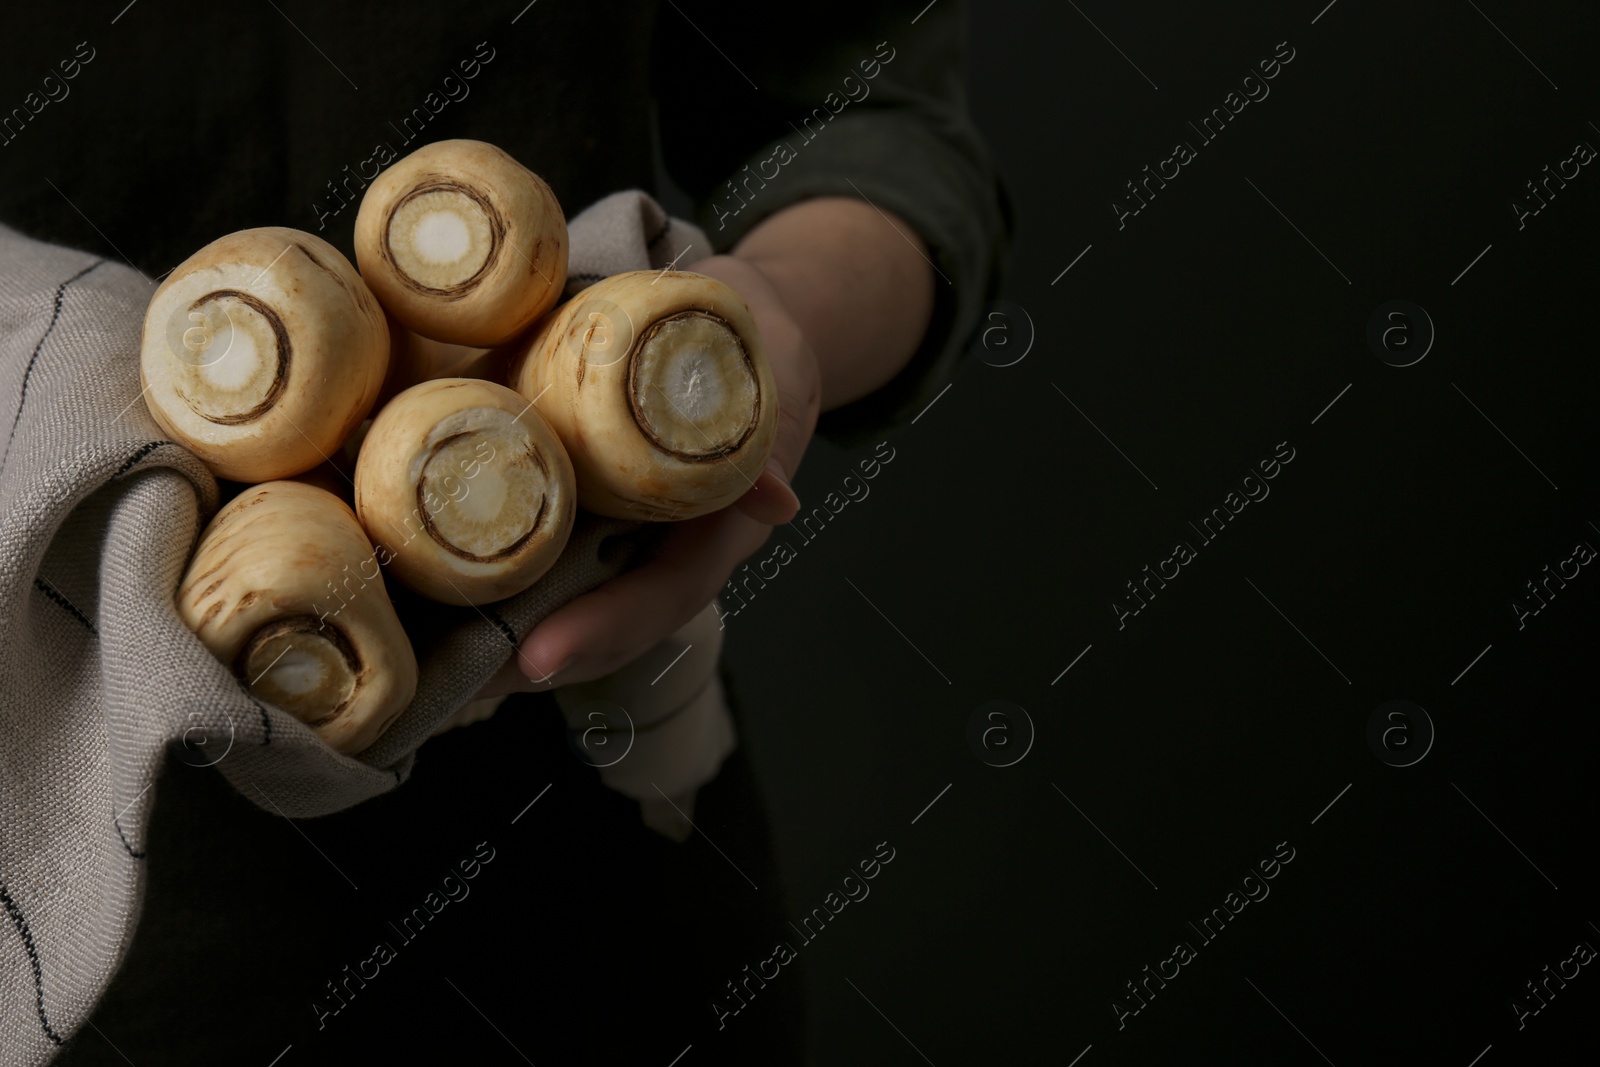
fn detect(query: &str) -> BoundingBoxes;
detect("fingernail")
[527,654,572,685]
[765,462,800,513]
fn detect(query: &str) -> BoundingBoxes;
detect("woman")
[0,2,1008,1061]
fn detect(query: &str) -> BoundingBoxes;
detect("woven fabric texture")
[0,190,706,1061]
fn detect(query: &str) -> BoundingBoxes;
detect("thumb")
[735,354,818,524]
[736,457,800,524]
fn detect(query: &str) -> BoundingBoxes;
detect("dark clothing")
[2,2,1006,1062]
[0,0,1009,447]
[56,689,808,1065]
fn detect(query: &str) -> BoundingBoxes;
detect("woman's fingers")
[510,511,769,690]
[476,649,563,698]
[473,253,820,699]
[735,464,801,525]
[735,344,818,523]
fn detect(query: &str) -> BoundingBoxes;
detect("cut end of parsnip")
[237,616,359,725]
[417,420,548,561]
[355,378,576,605]
[167,290,288,424]
[356,140,567,347]
[140,228,390,482]
[177,481,417,755]
[628,311,759,460]
[385,182,498,294]
[511,270,777,521]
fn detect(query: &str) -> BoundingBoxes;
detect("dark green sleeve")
[652,0,1013,448]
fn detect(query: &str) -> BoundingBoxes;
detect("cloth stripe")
[112,440,175,479]
[0,879,63,1045]
[32,578,97,635]
[235,682,273,746]
[113,818,147,861]
[3,259,103,464]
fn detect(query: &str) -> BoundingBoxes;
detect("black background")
[716,1,1600,1064]
[9,0,1598,1064]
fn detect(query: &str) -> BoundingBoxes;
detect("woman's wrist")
[724,197,936,412]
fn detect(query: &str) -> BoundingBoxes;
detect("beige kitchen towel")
[553,602,737,842]
[0,190,711,1062]
[436,601,739,842]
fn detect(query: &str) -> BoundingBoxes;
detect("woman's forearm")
[727,196,936,412]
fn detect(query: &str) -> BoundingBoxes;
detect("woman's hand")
[477,254,821,697]
[477,196,932,700]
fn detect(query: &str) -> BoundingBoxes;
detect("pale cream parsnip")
[354,378,576,606]
[375,309,511,406]
[139,228,390,482]
[177,481,417,755]
[355,139,567,346]
[510,270,777,521]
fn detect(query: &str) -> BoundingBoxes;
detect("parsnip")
[355,139,566,346]
[177,481,417,755]
[354,378,576,606]
[375,311,510,406]
[140,228,390,482]
[290,461,355,503]
[510,270,777,521]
